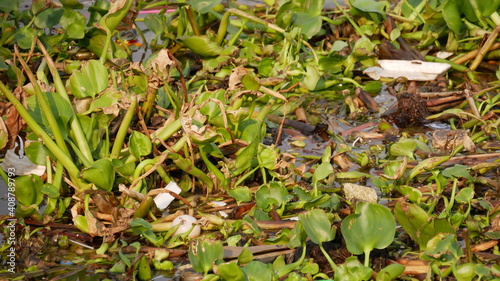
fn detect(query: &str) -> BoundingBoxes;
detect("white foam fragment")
[154,181,182,210]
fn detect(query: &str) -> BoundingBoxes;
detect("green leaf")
[41,183,60,198]
[389,138,417,159]
[34,8,64,29]
[235,133,260,175]
[217,262,245,281]
[129,131,152,159]
[242,73,261,91]
[341,202,395,256]
[69,60,109,98]
[97,0,133,33]
[81,158,115,191]
[61,9,87,39]
[0,0,19,13]
[179,36,224,57]
[144,14,164,36]
[189,0,222,14]
[335,256,373,281]
[394,200,429,250]
[312,162,333,183]
[453,263,476,281]
[456,187,474,204]
[227,186,252,205]
[255,182,289,212]
[25,142,52,165]
[334,170,372,179]
[418,218,455,250]
[137,255,152,281]
[442,0,462,35]
[188,239,224,274]
[423,233,462,262]
[237,248,253,265]
[293,12,323,39]
[407,156,450,182]
[299,209,336,245]
[242,261,274,281]
[351,0,388,14]
[376,263,405,281]
[27,92,74,137]
[14,26,37,50]
[442,164,473,180]
[66,22,86,39]
[59,0,84,9]
[15,174,44,206]
[304,64,320,91]
[74,215,90,233]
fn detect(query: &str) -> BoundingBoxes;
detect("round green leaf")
[242,261,274,281]
[255,182,289,211]
[15,174,44,206]
[129,131,152,158]
[389,138,417,159]
[227,186,252,205]
[14,26,37,50]
[189,0,222,14]
[69,60,109,98]
[81,158,115,191]
[144,14,164,36]
[299,209,336,245]
[34,8,64,29]
[341,202,396,255]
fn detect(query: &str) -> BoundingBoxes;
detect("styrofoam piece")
[363,60,451,81]
[154,181,182,210]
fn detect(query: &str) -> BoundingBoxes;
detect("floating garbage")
[0,136,46,176]
[172,215,201,238]
[363,60,451,81]
[153,181,182,210]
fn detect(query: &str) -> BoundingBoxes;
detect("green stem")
[111,97,138,159]
[364,250,370,267]
[185,5,201,36]
[100,31,113,64]
[234,166,260,187]
[216,11,231,45]
[442,178,458,218]
[276,244,307,278]
[319,244,338,272]
[37,40,94,163]
[0,82,80,181]
[425,55,479,84]
[170,153,214,191]
[199,145,226,186]
[17,52,70,156]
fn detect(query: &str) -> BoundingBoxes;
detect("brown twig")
[453,42,500,65]
[147,188,192,208]
[465,89,481,118]
[470,25,500,71]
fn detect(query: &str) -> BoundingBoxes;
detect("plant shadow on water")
[1,0,500,280]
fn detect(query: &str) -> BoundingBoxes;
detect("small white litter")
[363,60,451,81]
[154,181,182,210]
[0,136,46,176]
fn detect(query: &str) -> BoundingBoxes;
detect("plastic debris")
[364,60,451,81]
